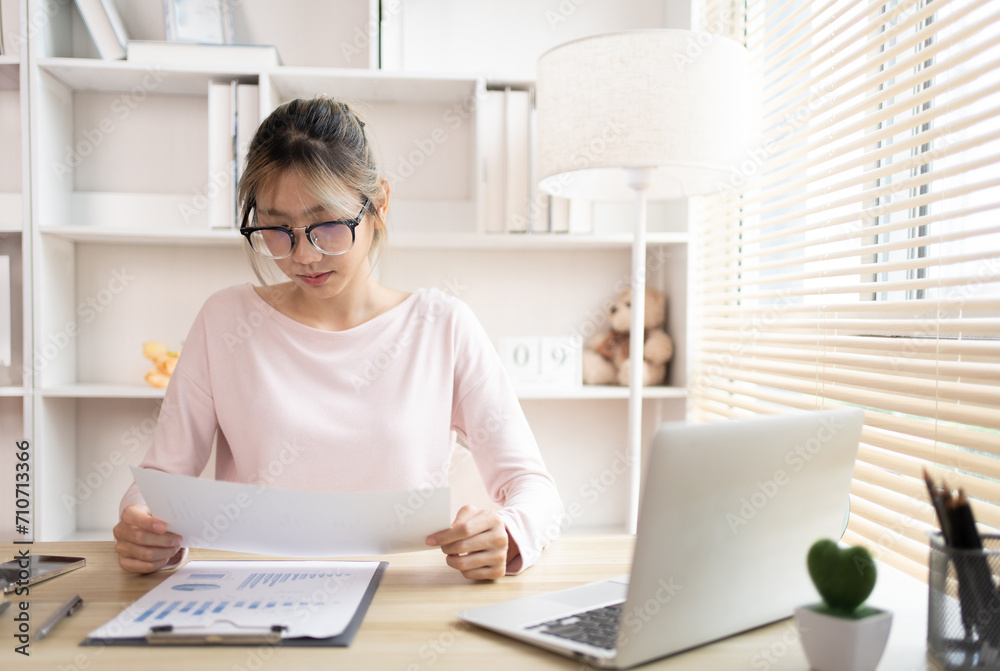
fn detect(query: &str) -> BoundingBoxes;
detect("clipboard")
[83,560,388,647]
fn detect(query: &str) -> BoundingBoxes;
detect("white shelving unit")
[10,0,688,541]
[0,0,28,543]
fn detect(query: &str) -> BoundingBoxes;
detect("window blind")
[692,0,1000,581]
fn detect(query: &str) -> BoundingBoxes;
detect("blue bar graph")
[235,571,349,590]
[155,601,182,620]
[135,601,165,623]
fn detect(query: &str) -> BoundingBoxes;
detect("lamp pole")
[625,166,653,533]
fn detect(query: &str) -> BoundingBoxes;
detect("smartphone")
[0,555,86,594]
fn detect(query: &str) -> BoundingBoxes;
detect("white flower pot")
[794,605,893,671]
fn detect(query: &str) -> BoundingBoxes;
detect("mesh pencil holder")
[929,532,1000,670]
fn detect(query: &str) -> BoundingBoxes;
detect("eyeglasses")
[239,199,370,259]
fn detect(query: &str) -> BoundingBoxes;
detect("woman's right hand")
[113,504,184,573]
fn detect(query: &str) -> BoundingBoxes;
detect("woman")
[113,97,563,580]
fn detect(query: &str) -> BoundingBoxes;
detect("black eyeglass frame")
[239,198,371,259]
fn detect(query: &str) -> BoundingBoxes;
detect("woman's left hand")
[427,505,518,580]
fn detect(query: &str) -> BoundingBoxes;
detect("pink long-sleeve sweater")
[120,284,563,573]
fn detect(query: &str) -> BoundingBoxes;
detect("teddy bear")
[582,286,674,386]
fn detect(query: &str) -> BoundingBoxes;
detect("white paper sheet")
[132,467,450,557]
[86,559,381,640]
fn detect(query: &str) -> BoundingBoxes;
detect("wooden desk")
[1,536,931,670]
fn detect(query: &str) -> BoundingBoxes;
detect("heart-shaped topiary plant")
[807,539,878,615]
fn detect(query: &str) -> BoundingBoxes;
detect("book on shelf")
[549,197,570,233]
[74,0,128,60]
[207,80,236,229]
[548,195,594,234]
[207,80,259,229]
[0,0,20,58]
[504,87,532,233]
[480,86,536,234]
[0,0,12,56]
[568,199,594,234]
[0,255,10,368]
[125,40,282,68]
[480,88,506,234]
[235,82,259,195]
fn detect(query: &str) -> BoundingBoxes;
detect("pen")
[34,594,83,641]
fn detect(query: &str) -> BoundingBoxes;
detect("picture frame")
[163,0,234,44]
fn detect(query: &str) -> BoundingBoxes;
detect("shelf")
[394,231,688,249]
[33,383,686,402]
[0,58,17,89]
[40,225,241,246]
[514,385,687,400]
[22,7,693,543]
[38,58,260,95]
[37,58,481,102]
[0,193,21,230]
[270,67,479,103]
[37,384,165,399]
[39,226,688,250]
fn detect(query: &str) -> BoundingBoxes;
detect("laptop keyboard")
[527,603,623,650]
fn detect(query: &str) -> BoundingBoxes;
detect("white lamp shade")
[536,29,750,201]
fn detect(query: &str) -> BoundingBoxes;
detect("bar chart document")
[132,466,450,557]
[85,560,385,642]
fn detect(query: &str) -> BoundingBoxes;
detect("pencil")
[924,468,953,545]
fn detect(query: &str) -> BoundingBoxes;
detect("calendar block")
[539,337,581,387]
[502,337,541,385]
[501,336,581,388]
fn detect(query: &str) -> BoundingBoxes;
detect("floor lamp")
[535,30,750,531]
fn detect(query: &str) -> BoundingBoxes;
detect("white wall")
[387,0,679,78]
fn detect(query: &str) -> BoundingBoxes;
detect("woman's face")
[256,170,375,301]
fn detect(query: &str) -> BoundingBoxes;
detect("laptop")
[458,408,865,669]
